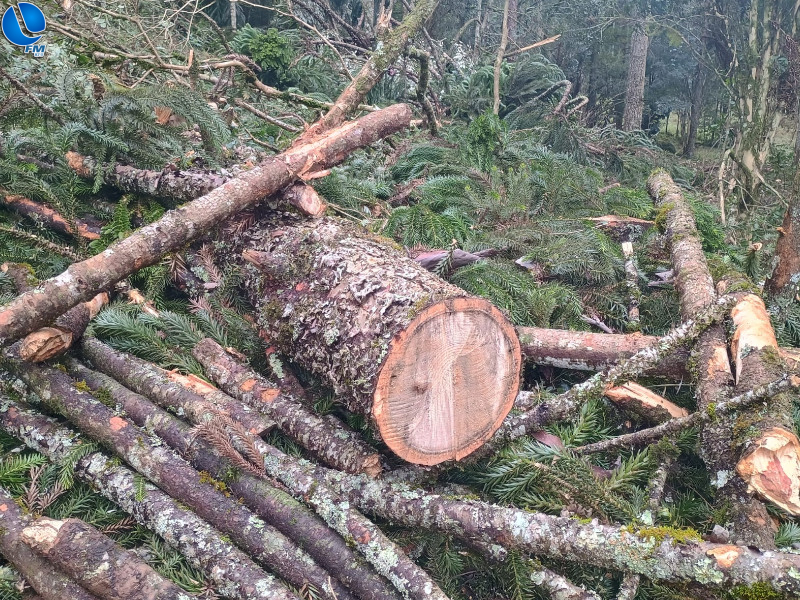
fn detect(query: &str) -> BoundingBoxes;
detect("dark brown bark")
[0,397,298,600]
[684,64,705,157]
[0,194,100,240]
[621,23,649,131]
[65,357,402,600]
[21,518,192,600]
[648,171,775,548]
[0,104,412,344]
[4,354,353,600]
[234,216,521,465]
[516,327,690,378]
[80,336,274,436]
[192,338,383,475]
[298,1,437,141]
[0,487,100,600]
[764,194,800,298]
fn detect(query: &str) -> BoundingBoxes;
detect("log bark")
[0,194,101,240]
[21,517,192,600]
[235,215,522,465]
[648,171,775,548]
[516,327,690,378]
[193,386,800,595]
[192,337,383,475]
[621,241,640,331]
[80,336,274,436]
[100,359,452,600]
[729,293,800,516]
[64,358,402,600]
[0,104,412,344]
[764,194,800,298]
[4,354,353,600]
[0,487,100,600]
[0,397,297,600]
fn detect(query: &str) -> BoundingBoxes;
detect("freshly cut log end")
[240,216,522,465]
[736,427,800,515]
[374,297,521,465]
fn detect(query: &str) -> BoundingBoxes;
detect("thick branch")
[1,194,100,240]
[0,104,412,344]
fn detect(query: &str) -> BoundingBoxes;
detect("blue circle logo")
[2,3,46,48]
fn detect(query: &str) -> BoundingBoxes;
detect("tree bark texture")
[0,104,412,344]
[621,23,649,131]
[0,194,100,240]
[492,0,511,115]
[21,517,192,600]
[0,397,298,600]
[192,337,383,475]
[4,355,353,600]
[0,487,100,600]
[684,64,705,157]
[65,356,402,600]
[648,170,777,548]
[80,336,274,437]
[298,1,437,140]
[234,215,522,465]
[765,194,800,299]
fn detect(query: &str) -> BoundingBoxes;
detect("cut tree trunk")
[0,397,298,600]
[729,293,800,516]
[621,22,649,131]
[80,336,274,436]
[21,518,192,600]
[648,170,777,549]
[65,357,402,600]
[764,194,800,299]
[603,381,688,423]
[0,104,412,344]
[1,194,101,240]
[234,215,522,465]
[4,355,353,600]
[0,486,100,600]
[192,337,383,475]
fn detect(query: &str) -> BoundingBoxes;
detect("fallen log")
[648,170,775,548]
[5,355,353,600]
[603,381,688,423]
[21,518,192,600]
[0,104,412,344]
[0,397,297,600]
[0,486,100,600]
[764,194,800,298]
[1,262,108,362]
[729,293,800,516]
[192,337,383,475]
[1,194,101,240]
[235,216,522,465]
[516,326,689,378]
[65,357,401,600]
[80,337,274,436]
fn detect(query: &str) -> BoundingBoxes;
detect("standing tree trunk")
[21,518,193,600]
[684,64,705,157]
[234,216,522,465]
[621,22,649,131]
[0,105,411,345]
[492,0,511,115]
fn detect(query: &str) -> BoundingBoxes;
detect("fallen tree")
[0,104,412,344]
[233,215,522,465]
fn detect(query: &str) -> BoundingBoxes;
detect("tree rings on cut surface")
[374,297,521,465]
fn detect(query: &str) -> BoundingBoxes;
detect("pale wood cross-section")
[374,298,521,465]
